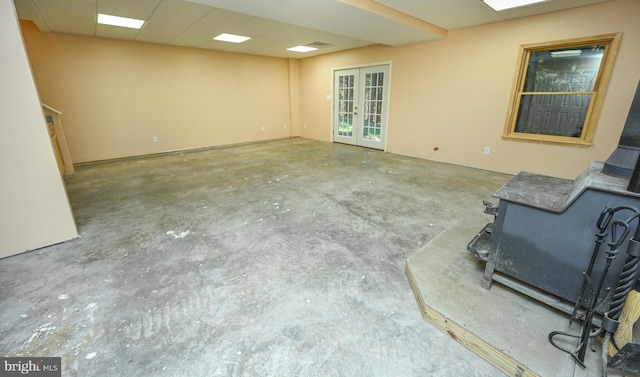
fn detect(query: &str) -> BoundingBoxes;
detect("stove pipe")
[603,81,640,178]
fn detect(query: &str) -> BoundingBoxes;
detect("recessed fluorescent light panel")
[483,0,547,11]
[97,13,145,29]
[287,46,318,53]
[213,33,251,43]
[550,50,583,58]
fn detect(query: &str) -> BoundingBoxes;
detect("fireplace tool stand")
[548,205,640,376]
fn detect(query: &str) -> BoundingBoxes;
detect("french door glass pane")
[337,74,355,138]
[362,73,384,141]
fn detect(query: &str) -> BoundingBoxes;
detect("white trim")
[331,61,393,72]
[41,103,62,115]
[331,62,392,151]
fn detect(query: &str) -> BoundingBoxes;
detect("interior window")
[503,34,621,146]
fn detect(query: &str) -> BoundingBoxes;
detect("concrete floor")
[0,138,513,377]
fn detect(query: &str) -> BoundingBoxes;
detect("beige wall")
[298,0,640,179]
[21,21,293,163]
[288,59,302,138]
[1,2,77,258]
[19,0,640,178]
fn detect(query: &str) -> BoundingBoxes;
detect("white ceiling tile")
[135,22,184,44]
[198,8,254,26]
[169,22,222,46]
[139,1,225,46]
[44,17,95,35]
[97,0,161,20]
[16,0,614,59]
[152,0,213,16]
[33,0,96,35]
[375,0,503,29]
[186,0,443,45]
[32,0,95,11]
[257,26,314,45]
[13,0,50,31]
[96,23,140,40]
[227,17,285,38]
[39,14,96,35]
[196,39,238,51]
[552,0,611,9]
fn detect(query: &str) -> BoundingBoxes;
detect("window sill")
[502,134,593,147]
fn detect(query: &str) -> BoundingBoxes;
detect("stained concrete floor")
[0,138,513,377]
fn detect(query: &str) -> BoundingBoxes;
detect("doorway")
[333,64,390,150]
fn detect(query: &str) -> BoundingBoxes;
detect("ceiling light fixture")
[287,46,318,53]
[550,50,583,58]
[213,33,251,43]
[483,0,548,11]
[97,13,145,29]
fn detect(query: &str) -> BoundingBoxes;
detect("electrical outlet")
[284,124,288,129]
[261,126,265,132]
[304,124,308,129]
[484,147,490,155]
[152,136,158,143]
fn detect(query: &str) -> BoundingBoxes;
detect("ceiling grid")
[13,0,611,58]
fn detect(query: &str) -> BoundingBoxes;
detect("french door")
[333,65,389,150]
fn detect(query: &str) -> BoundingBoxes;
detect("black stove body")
[469,81,640,314]
[470,164,640,312]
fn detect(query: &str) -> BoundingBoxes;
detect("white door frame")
[331,62,392,151]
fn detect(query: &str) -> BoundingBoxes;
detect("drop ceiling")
[13,0,611,59]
